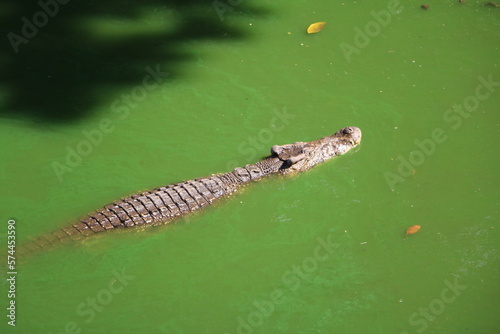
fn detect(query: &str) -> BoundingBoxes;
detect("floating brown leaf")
[406,225,421,235]
[307,22,326,34]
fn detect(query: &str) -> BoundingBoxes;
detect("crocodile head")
[271,126,362,174]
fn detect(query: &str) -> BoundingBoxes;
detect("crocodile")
[20,126,362,255]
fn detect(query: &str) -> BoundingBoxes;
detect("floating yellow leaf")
[307,22,326,34]
[406,225,421,235]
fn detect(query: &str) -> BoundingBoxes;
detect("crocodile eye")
[342,127,353,135]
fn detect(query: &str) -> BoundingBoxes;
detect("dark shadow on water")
[0,0,267,123]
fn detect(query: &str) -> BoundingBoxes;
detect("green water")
[0,1,499,333]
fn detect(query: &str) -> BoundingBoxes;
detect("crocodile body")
[21,127,362,254]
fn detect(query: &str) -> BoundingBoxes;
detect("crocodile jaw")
[275,126,362,174]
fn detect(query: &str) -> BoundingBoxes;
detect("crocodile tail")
[17,225,78,258]
[18,174,237,258]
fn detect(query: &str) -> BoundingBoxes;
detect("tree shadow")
[0,0,267,123]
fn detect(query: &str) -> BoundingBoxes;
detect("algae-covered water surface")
[0,1,498,333]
